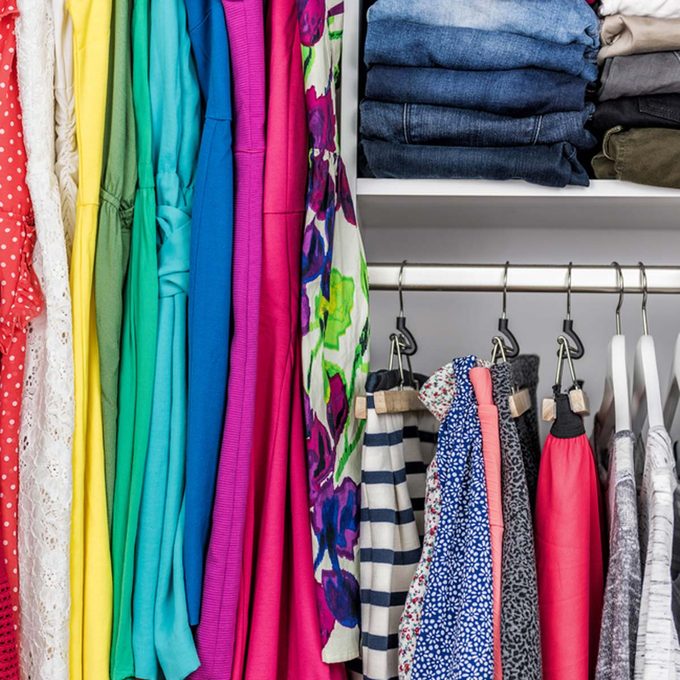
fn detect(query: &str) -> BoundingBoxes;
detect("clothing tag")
[509,388,531,418]
[542,397,556,422]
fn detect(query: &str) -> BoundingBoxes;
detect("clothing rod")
[368,263,680,293]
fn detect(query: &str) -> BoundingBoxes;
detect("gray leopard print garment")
[510,356,541,513]
[490,362,542,680]
[593,430,641,680]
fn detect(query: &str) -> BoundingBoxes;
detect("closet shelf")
[355,179,680,231]
[357,178,680,199]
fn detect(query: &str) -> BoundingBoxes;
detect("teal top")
[131,0,200,675]
[109,0,159,675]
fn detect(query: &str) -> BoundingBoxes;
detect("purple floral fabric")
[298,0,370,663]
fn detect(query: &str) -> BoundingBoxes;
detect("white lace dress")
[51,0,76,255]
[15,0,74,677]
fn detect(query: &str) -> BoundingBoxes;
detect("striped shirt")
[359,382,437,680]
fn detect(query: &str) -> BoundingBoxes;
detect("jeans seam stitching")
[533,115,542,145]
[403,104,410,144]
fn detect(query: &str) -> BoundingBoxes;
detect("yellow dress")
[66,0,113,676]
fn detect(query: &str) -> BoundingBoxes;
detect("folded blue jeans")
[360,139,590,187]
[366,65,588,116]
[368,0,600,48]
[360,101,597,148]
[364,19,598,81]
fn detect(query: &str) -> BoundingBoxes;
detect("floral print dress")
[298,0,370,663]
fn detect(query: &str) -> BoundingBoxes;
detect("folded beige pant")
[599,15,680,62]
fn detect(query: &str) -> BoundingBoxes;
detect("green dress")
[109,0,159,675]
[94,0,137,527]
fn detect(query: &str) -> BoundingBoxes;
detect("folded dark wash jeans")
[368,0,600,48]
[364,19,598,81]
[592,126,680,188]
[366,65,588,116]
[361,139,590,187]
[360,100,597,149]
[599,52,680,100]
[591,94,680,134]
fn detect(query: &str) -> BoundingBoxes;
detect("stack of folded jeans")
[359,0,599,187]
[592,4,680,187]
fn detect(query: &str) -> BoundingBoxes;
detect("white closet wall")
[343,1,680,438]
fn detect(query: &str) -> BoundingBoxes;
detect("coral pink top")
[470,366,504,680]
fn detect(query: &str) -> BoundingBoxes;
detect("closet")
[343,0,680,442]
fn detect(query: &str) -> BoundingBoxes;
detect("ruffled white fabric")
[51,0,77,256]
[16,0,74,677]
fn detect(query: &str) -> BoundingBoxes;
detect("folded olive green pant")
[593,126,680,188]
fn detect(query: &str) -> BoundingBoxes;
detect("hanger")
[631,262,664,432]
[355,268,425,419]
[561,261,585,360]
[495,261,520,359]
[395,260,417,357]
[663,293,680,432]
[596,262,631,437]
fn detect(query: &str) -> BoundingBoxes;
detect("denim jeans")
[364,19,598,80]
[361,139,590,186]
[599,52,680,100]
[360,101,596,148]
[366,65,589,116]
[591,95,680,134]
[368,0,599,48]
[592,126,680,188]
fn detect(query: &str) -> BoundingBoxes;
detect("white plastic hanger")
[596,263,631,437]
[663,333,680,432]
[631,262,664,433]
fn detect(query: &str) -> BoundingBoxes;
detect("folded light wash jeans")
[366,65,589,116]
[361,139,590,187]
[599,51,680,100]
[364,19,598,81]
[360,101,596,148]
[368,0,599,48]
[592,126,680,187]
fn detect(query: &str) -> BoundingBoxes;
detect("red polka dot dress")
[0,0,44,657]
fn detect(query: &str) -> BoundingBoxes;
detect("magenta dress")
[192,0,265,677]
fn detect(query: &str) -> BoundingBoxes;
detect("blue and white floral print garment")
[412,355,494,680]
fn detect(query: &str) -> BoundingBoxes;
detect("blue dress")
[412,356,494,680]
[130,0,201,675]
[182,0,234,625]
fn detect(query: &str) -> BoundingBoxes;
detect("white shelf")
[356,178,680,199]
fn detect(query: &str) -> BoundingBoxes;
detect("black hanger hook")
[395,260,418,357]
[496,261,520,358]
[561,262,585,360]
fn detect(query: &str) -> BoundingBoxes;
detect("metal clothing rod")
[368,263,680,294]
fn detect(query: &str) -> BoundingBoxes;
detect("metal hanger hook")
[639,261,649,335]
[612,261,624,335]
[501,261,510,320]
[566,261,573,320]
[398,260,407,319]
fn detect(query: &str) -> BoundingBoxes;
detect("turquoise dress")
[130,0,200,675]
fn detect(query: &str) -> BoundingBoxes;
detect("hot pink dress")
[229,0,345,678]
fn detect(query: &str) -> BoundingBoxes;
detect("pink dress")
[229,0,344,678]
[192,0,265,677]
[535,394,604,680]
[470,366,504,680]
